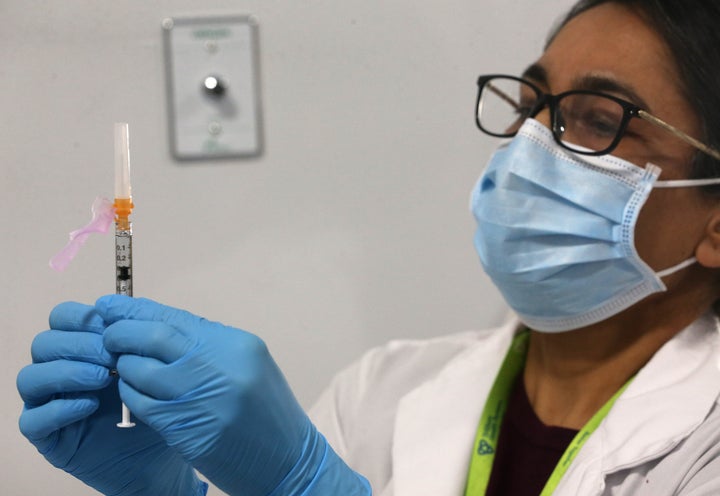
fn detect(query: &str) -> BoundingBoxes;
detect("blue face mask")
[471,118,720,333]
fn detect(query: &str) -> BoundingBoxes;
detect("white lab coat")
[310,312,720,495]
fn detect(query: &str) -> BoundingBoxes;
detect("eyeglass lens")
[478,77,627,154]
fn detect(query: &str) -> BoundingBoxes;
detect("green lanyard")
[464,332,631,496]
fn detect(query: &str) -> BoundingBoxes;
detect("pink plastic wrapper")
[49,197,115,272]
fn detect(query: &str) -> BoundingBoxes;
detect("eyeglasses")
[475,74,720,160]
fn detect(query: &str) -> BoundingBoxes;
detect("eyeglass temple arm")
[638,110,720,161]
[486,83,521,110]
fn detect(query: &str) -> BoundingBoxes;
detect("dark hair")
[550,0,720,192]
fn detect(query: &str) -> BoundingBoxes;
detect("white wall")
[1,0,574,494]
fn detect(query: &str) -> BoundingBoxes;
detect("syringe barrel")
[115,227,132,296]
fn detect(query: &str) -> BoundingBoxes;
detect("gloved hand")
[97,294,371,496]
[17,302,208,496]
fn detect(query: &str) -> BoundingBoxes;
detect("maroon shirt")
[484,377,579,496]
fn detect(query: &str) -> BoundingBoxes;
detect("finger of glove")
[49,302,106,334]
[96,295,206,331]
[104,319,196,364]
[17,361,112,407]
[116,354,193,400]
[117,378,210,460]
[19,395,99,444]
[31,329,115,368]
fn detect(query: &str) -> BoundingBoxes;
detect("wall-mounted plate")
[163,15,263,160]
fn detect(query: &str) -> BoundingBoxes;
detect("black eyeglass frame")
[475,74,720,160]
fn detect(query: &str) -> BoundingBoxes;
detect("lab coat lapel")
[553,312,720,495]
[391,320,518,496]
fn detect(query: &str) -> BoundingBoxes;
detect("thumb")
[95,295,205,329]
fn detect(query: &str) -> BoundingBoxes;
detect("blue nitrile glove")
[17,301,208,496]
[97,295,371,496]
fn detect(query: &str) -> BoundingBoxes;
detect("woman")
[17,0,720,495]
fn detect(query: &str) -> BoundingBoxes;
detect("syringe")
[114,122,136,428]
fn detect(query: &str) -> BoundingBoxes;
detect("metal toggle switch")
[203,75,227,98]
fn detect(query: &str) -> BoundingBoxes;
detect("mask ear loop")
[653,177,720,188]
[656,257,697,278]
[650,168,719,278]
[653,175,716,278]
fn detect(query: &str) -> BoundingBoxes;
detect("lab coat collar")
[391,313,720,496]
[391,318,518,496]
[557,311,720,494]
